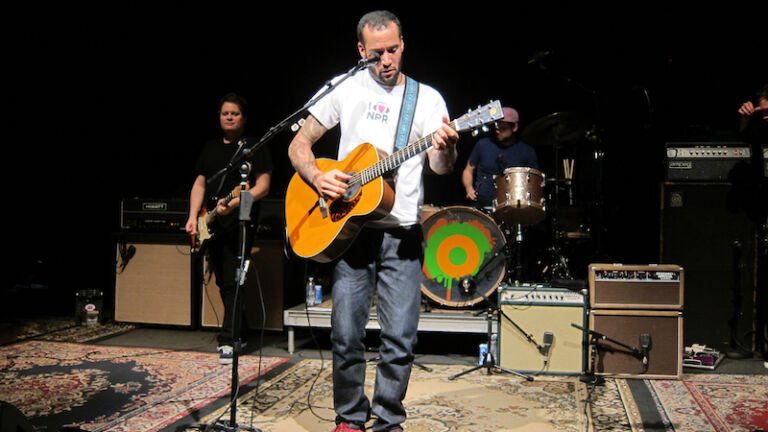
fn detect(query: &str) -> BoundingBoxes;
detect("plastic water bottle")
[306,277,316,306]
[490,333,498,363]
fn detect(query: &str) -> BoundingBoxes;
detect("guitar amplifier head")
[588,263,683,310]
[120,197,189,233]
[664,142,751,181]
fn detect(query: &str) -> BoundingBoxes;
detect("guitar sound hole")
[329,191,362,222]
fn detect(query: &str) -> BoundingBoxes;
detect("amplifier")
[498,285,587,375]
[121,197,189,233]
[589,263,683,310]
[590,309,683,379]
[665,142,751,181]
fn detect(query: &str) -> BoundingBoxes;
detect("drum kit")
[421,111,603,308]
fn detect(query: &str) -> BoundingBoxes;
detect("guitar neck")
[204,190,239,224]
[357,120,458,185]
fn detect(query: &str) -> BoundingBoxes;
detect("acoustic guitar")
[285,101,503,262]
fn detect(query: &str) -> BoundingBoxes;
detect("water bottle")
[490,333,498,363]
[306,277,316,306]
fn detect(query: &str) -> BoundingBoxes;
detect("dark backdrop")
[4,2,766,312]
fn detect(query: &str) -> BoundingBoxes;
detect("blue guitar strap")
[394,76,419,150]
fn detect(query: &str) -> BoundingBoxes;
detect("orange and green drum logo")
[423,218,496,300]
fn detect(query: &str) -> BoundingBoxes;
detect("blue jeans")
[331,225,423,432]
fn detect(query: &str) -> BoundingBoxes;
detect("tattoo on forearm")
[288,116,327,182]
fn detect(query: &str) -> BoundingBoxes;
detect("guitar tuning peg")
[472,129,479,137]
[481,125,489,133]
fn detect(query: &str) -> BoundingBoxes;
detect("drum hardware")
[520,111,592,283]
[521,112,591,148]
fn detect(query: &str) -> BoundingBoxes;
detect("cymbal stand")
[498,221,525,284]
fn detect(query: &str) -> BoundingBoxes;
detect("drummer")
[462,106,539,207]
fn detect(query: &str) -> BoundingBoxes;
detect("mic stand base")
[448,307,534,382]
[448,355,534,382]
[579,372,605,386]
[195,421,261,432]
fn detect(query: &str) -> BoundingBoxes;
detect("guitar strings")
[348,120,459,187]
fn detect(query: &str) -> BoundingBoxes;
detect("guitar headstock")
[454,100,504,134]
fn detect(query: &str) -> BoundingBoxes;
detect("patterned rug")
[0,340,289,431]
[180,359,641,432]
[617,373,768,432]
[177,359,768,432]
[1,316,137,344]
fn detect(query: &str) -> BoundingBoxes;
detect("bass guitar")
[285,101,503,262]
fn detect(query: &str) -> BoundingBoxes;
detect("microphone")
[119,244,136,271]
[460,276,475,295]
[357,52,381,68]
[639,333,651,366]
[541,332,554,365]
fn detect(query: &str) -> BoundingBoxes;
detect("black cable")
[301,259,335,424]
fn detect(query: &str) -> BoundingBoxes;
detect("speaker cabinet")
[114,234,194,326]
[589,309,682,379]
[201,239,284,331]
[498,286,586,375]
[660,182,756,349]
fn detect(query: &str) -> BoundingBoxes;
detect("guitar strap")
[212,137,246,203]
[394,76,419,151]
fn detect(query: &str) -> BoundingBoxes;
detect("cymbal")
[521,112,591,147]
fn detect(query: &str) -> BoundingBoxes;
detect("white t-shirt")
[309,69,449,227]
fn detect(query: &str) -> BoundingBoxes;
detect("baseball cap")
[502,107,519,123]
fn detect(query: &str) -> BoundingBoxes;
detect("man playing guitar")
[287,10,458,432]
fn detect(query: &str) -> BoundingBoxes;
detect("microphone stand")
[206,56,378,190]
[570,323,646,386]
[193,56,378,431]
[196,164,260,432]
[449,269,538,381]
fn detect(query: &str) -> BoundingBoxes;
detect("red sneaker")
[331,422,359,432]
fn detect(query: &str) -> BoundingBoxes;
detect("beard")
[370,57,404,87]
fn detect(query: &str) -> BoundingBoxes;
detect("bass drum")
[421,206,506,308]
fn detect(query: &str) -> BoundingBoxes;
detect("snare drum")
[493,167,546,225]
